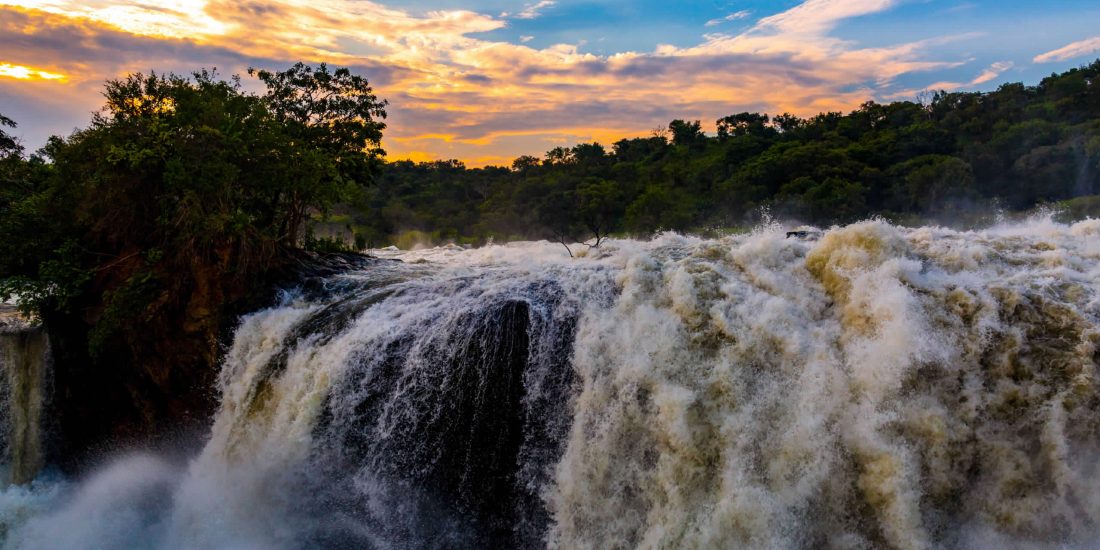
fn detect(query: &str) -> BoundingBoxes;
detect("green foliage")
[354,232,369,251]
[87,266,161,358]
[669,119,706,148]
[0,241,92,318]
[0,113,18,155]
[0,62,387,356]
[893,155,976,212]
[249,62,387,243]
[1057,194,1100,219]
[303,232,355,254]
[717,113,775,140]
[361,59,1100,246]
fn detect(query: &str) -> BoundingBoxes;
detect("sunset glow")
[0,62,66,81]
[1,0,1098,165]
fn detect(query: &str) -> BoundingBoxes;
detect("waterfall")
[550,219,1100,549]
[0,307,51,487]
[162,254,616,548]
[3,216,1100,549]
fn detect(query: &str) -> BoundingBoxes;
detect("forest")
[2,60,1100,343]
[0,63,386,315]
[0,63,387,419]
[341,59,1100,248]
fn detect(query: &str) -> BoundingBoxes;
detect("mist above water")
[2,214,1100,549]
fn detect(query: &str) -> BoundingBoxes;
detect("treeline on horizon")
[346,59,1100,248]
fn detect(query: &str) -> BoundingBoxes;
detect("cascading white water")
[551,218,1100,549]
[1,216,1100,549]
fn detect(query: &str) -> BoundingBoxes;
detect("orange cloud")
[0,0,980,167]
[1034,36,1100,64]
[0,62,66,81]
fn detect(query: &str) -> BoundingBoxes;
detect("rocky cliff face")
[0,305,51,484]
[39,251,377,472]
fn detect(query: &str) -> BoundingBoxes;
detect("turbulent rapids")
[3,216,1100,549]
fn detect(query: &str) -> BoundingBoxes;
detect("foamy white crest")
[552,218,1100,548]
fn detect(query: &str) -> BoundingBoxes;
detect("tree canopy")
[0,63,387,354]
[346,60,1099,248]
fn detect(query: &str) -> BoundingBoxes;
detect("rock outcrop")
[40,250,377,472]
[0,305,51,484]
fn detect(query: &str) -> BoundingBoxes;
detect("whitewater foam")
[1,217,1099,548]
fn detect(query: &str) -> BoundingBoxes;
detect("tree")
[0,113,24,189]
[0,114,55,296]
[575,178,623,247]
[894,155,976,213]
[668,119,706,148]
[514,176,580,256]
[571,142,607,168]
[511,155,541,174]
[315,60,1100,247]
[624,185,694,233]
[771,113,804,134]
[802,177,867,223]
[1,63,391,341]
[0,113,19,156]
[717,112,774,139]
[611,136,667,163]
[544,146,574,166]
[250,62,388,244]
[0,67,393,458]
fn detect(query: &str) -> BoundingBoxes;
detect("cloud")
[0,0,988,166]
[0,62,66,81]
[520,35,534,43]
[705,10,751,27]
[511,1,555,20]
[754,0,896,35]
[940,3,977,14]
[884,60,1013,100]
[1034,36,1100,63]
[971,60,1013,84]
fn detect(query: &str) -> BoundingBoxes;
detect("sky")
[1,0,1099,167]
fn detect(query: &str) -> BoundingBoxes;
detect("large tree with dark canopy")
[0,63,388,464]
[249,62,387,244]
